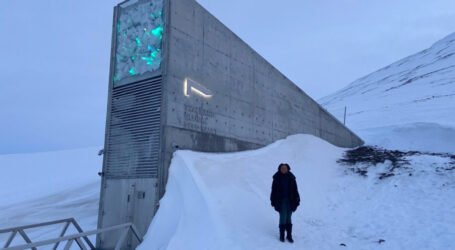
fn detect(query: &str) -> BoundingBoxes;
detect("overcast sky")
[1,0,455,154]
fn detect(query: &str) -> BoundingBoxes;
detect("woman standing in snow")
[270,163,300,243]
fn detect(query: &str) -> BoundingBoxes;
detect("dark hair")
[278,163,291,171]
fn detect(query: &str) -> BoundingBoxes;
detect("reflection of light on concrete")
[184,78,213,98]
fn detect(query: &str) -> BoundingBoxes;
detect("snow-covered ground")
[140,135,454,250]
[0,148,101,245]
[319,33,455,153]
[1,135,453,250]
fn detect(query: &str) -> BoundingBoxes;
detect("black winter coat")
[270,170,300,212]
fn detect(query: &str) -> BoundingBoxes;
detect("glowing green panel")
[151,26,163,39]
[129,68,138,75]
[135,37,142,46]
[113,0,164,86]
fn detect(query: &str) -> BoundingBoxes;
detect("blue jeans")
[279,199,292,225]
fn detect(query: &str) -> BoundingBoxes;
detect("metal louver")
[105,76,162,179]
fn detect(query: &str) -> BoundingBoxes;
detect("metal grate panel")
[105,76,162,179]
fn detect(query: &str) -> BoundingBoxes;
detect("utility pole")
[343,106,347,125]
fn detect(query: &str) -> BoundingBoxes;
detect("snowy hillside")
[319,33,455,153]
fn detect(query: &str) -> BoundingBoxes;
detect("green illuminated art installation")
[114,0,164,86]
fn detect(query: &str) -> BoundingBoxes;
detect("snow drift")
[140,134,344,250]
[358,122,455,153]
[139,135,455,250]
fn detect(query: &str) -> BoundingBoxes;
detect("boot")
[279,224,285,242]
[286,223,294,243]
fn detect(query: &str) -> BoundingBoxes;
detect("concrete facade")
[160,0,363,187]
[97,0,363,249]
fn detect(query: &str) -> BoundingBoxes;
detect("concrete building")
[97,0,363,248]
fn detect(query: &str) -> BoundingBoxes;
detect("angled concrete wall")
[158,0,363,194]
[161,0,362,152]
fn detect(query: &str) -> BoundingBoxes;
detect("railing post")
[115,228,130,250]
[129,224,143,243]
[75,238,88,250]
[3,230,17,248]
[70,218,95,249]
[17,229,36,250]
[63,239,74,250]
[53,221,70,250]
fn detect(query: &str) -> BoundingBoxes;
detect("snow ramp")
[138,134,345,250]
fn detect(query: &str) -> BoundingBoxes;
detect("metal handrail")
[1,218,93,250]
[0,218,143,250]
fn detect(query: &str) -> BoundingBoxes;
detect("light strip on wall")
[184,78,213,98]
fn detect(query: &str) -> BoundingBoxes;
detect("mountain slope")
[319,33,455,153]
